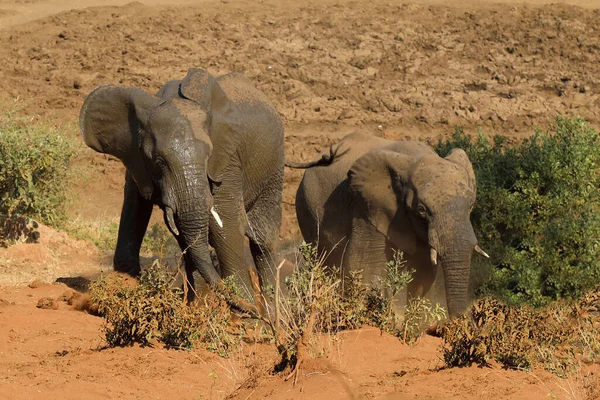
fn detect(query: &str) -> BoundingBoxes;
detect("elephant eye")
[417,204,427,217]
[155,157,167,170]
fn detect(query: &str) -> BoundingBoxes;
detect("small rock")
[28,279,44,289]
[73,80,81,90]
[365,67,378,78]
[36,297,59,310]
[580,86,591,94]
[58,290,76,303]
[70,293,99,315]
[455,109,467,118]
[494,74,507,84]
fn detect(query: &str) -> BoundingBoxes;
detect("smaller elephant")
[287,132,488,316]
[79,68,284,300]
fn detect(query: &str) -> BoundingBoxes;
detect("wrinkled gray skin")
[80,68,284,299]
[291,132,485,316]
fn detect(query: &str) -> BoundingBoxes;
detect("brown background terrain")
[1,0,599,398]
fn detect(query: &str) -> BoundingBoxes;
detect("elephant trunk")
[441,245,473,317]
[172,195,221,295]
[433,218,477,317]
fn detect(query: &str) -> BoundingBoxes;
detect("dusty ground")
[1,282,577,400]
[1,0,600,398]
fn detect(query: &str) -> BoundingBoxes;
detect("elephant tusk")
[211,206,223,228]
[430,248,438,266]
[474,244,489,258]
[165,207,179,236]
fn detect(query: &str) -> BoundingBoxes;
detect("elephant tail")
[285,144,347,169]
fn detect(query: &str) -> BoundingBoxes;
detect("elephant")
[79,68,284,300]
[287,132,488,316]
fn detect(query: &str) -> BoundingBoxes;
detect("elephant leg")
[344,217,389,289]
[407,242,438,298]
[406,242,447,311]
[246,171,283,293]
[113,171,153,276]
[295,180,318,245]
[345,217,412,312]
[208,166,251,298]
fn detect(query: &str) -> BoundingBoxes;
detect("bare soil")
[1,0,599,398]
[1,282,573,400]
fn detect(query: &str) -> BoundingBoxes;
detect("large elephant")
[79,68,284,299]
[288,132,487,316]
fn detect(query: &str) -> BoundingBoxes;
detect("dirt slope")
[2,0,600,240]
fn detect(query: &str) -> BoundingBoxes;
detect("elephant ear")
[445,148,476,198]
[348,149,418,254]
[156,79,182,99]
[79,84,159,200]
[180,68,243,182]
[180,68,214,107]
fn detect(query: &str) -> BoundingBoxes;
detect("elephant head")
[79,68,242,287]
[348,147,486,316]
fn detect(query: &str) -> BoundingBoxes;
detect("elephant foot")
[113,265,141,278]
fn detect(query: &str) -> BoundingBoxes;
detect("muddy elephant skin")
[79,68,284,298]
[291,132,487,316]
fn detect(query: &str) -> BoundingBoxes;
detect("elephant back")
[218,74,283,141]
[297,132,394,244]
[216,73,273,111]
[382,140,437,158]
[305,132,393,184]
[216,73,285,188]
[177,68,284,185]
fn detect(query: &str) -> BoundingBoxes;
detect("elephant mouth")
[164,204,224,238]
[165,206,179,236]
[429,244,489,266]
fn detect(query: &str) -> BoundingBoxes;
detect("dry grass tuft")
[90,261,240,355]
[442,286,600,375]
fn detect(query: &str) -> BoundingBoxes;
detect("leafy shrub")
[277,244,444,363]
[0,108,75,241]
[283,244,423,337]
[401,297,446,342]
[281,243,365,341]
[442,287,600,375]
[435,116,600,306]
[90,261,239,355]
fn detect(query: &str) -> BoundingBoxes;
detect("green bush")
[0,108,75,239]
[435,116,600,306]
